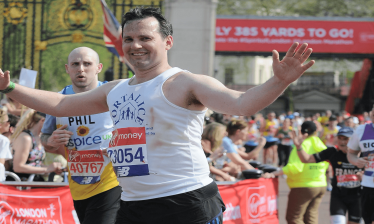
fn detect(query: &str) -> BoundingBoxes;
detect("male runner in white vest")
[40,47,120,224]
[348,105,374,224]
[0,7,315,224]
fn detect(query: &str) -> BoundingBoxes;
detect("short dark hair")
[122,7,173,39]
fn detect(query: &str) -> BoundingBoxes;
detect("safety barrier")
[217,178,279,224]
[0,178,279,224]
[0,182,78,224]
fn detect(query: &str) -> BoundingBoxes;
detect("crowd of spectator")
[0,97,370,187]
[202,108,372,183]
[0,95,65,182]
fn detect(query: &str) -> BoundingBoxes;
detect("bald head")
[65,47,103,93]
[68,47,100,64]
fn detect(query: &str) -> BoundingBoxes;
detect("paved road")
[277,176,331,224]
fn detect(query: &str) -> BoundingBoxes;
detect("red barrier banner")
[216,18,374,54]
[0,184,78,224]
[218,178,278,224]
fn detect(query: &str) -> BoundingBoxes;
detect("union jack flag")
[100,0,125,62]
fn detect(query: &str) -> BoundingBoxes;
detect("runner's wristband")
[296,147,303,152]
[0,81,15,94]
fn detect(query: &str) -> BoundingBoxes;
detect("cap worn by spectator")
[337,127,354,138]
[293,112,300,117]
[301,121,317,135]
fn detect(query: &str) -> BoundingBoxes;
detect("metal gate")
[0,0,162,90]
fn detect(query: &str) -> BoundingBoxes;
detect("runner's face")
[65,49,101,91]
[337,135,349,152]
[122,17,172,71]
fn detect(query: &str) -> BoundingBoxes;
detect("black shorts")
[264,141,277,149]
[362,186,374,224]
[73,185,121,224]
[115,181,226,224]
[330,193,361,223]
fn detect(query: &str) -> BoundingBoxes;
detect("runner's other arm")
[189,43,315,116]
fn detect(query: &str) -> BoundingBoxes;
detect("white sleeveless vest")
[107,67,212,201]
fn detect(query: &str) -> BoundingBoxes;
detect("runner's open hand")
[0,69,11,90]
[47,124,73,148]
[272,42,315,85]
[290,130,308,149]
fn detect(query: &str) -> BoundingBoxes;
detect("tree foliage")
[217,0,374,17]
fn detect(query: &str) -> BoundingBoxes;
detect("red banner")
[218,178,278,224]
[216,18,374,54]
[0,184,78,224]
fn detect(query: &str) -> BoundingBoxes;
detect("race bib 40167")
[108,127,149,178]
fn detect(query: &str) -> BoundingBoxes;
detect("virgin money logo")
[109,129,118,147]
[69,151,81,162]
[247,193,260,218]
[0,202,14,224]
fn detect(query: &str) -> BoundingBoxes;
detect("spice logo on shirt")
[111,93,146,126]
[63,115,112,151]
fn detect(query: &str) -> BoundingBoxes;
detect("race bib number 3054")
[108,127,149,178]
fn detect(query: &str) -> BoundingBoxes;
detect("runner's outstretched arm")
[190,42,315,116]
[0,69,119,117]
